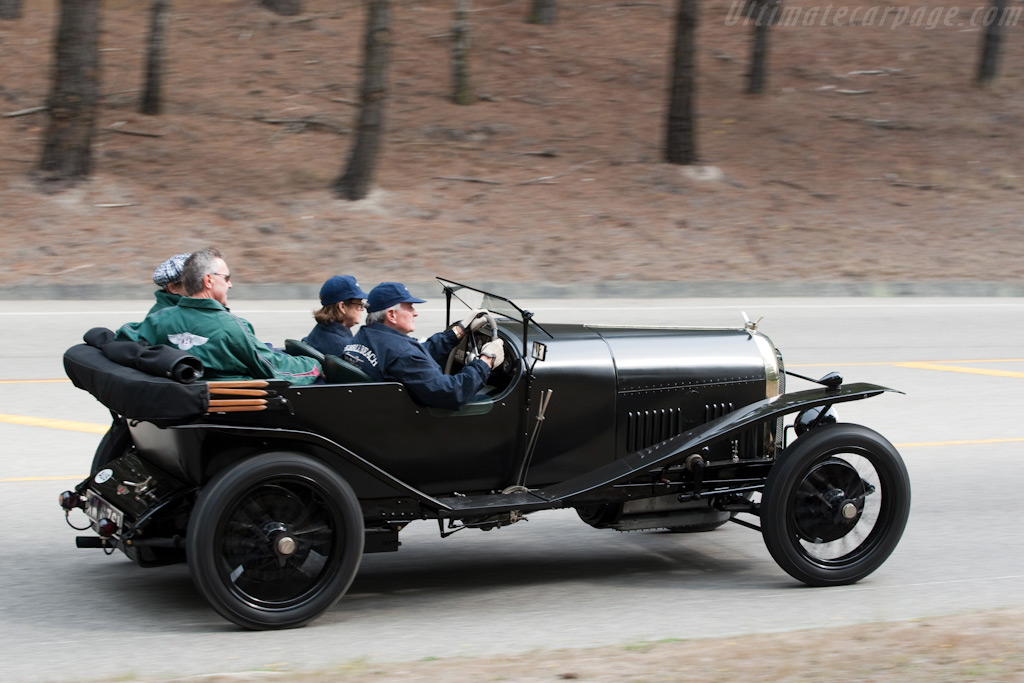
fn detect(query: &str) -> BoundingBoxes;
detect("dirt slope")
[2,0,1023,292]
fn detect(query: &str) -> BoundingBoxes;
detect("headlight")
[794,406,839,435]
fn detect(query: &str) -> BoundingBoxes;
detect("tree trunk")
[451,0,473,105]
[333,0,390,201]
[665,0,697,165]
[976,0,1006,86]
[526,0,556,25]
[746,0,778,94]
[259,0,301,16]
[38,0,101,188]
[0,0,22,20]
[140,0,170,115]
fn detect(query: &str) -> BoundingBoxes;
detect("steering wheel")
[444,311,498,375]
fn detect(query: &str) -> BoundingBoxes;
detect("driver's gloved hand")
[460,309,490,333]
[480,340,505,367]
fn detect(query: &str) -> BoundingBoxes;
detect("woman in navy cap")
[303,275,368,356]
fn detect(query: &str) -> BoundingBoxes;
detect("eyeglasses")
[209,272,231,283]
[344,300,366,309]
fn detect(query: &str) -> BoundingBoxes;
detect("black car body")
[60,279,911,630]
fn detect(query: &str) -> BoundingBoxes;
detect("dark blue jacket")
[343,322,490,410]
[303,321,354,357]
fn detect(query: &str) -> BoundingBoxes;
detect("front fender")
[536,382,899,503]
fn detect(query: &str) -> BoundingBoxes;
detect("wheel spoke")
[214,478,340,607]
[792,453,885,562]
[762,424,910,587]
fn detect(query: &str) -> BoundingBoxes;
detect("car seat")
[285,339,371,384]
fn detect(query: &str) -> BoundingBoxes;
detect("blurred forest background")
[1,0,1023,295]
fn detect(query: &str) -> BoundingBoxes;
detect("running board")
[435,383,895,517]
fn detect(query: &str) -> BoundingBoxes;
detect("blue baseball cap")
[367,282,426,313]
[152,253,190,287]
[319,275,368,306]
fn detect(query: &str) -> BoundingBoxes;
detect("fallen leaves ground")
[132,608,1024,681]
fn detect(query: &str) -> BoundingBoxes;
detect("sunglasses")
[344,299,366,309]
[209,272,231,283]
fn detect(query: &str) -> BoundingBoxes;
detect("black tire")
[90,416,132,474]
[576,503,622,529]
[762,423,910,586]
[186,452,364,630]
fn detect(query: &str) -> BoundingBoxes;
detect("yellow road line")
[790,359,1024,369]
[0,414,108,434]
[896,437,1024,448]
[1,476,87,482]
[892,362,1024,379]
[915,359,1024,364]
[0,379,71,384]
[787,362,892,368]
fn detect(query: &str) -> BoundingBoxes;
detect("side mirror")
[531,341,547,362]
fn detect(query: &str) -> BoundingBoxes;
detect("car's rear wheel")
[761,423,910,586]
[186,452,363,630]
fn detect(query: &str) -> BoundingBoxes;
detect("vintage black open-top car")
[60,279,911,630]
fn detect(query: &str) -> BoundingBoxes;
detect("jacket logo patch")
[343,343,377,367]
[168,332,209,350]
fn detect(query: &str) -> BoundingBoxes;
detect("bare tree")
[260,0,301,16]
[746,0,779,94]
[451,0,473,104]
[0,0,22,20]
[140,0,170,115]
[527,0,556,25]
[333,0,391,200]
[38,0,101,187]
[976,0,1007,86]
[665,0,697,164]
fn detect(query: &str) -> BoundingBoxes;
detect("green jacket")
[117,290,182,342]
[146,290,181,317]
[117,297,321,385]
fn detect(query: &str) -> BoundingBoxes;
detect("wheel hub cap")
[275,535,297,556]
[793,458,867,543]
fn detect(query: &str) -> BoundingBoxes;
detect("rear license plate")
[84,491,124,537]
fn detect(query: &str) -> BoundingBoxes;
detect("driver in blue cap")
[303,275,368,356]
[342,282,504,410]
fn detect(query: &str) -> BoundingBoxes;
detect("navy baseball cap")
[319,275,368,306]
[152,253,190,287]
[367,282,426,313]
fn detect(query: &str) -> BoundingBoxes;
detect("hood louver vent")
[627,403,737,453]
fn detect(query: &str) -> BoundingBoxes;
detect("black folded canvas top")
[64,344,208,427]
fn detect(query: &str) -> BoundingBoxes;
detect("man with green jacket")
[118,247,321,385]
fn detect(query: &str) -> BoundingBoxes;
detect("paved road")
[2,296,1023,681]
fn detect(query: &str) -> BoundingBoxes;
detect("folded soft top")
[64,342,208,427]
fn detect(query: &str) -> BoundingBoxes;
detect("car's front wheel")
[761,423,910,586]
[186,452,364,630]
